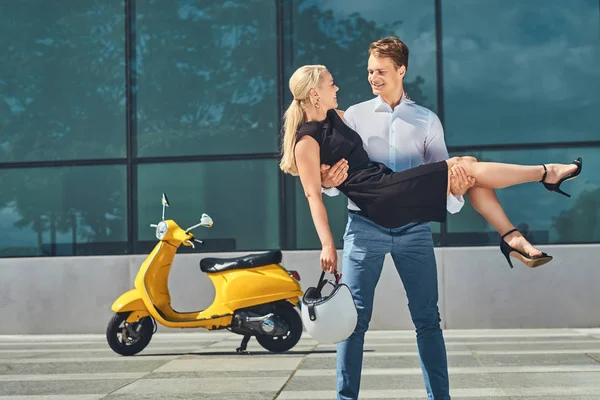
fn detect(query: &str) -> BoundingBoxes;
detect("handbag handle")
[317,270,341,293]
[307,270,341,322]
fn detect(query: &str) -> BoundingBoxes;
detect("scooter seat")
[200,250,283,273]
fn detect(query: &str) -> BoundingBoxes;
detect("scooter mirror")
[185,213,213,232]
[161,193,170,221]
[200,213,213,227]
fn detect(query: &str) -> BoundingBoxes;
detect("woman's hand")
[320,244,338,273]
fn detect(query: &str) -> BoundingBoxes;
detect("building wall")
[1,0,599,259]
[1,245,598,334]
[1,1,599,336]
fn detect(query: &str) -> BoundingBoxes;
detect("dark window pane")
[285,0,437,112]
[447,147,600,246]
[0,1,126,162]
[431,222,442,246]
[136,0,278,157]
[0,166,127,257]
[136,160,279,252]
[442,0,600,146]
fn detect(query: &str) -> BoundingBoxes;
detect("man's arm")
[424,112,471,214]
[321,107,356,196]
[341,106,356,129]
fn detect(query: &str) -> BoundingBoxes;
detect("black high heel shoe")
[500,228,553,269]
[540,157,583,198]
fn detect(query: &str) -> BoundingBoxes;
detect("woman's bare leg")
[446,157,579,190]
[445,155,574,260]
[467,186,542,258]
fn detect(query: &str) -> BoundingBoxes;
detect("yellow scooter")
[106,194,304,356]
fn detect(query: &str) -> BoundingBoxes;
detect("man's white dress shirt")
[324,95,465,215]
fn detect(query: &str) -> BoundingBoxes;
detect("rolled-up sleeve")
[447,194,464,214]
[322,186,340,196]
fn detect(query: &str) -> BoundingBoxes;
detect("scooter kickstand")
[236,334,252,354]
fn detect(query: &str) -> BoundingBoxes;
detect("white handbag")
[301,271,358,344]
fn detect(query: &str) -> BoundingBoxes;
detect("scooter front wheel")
[255,303,302,353]
[106,312,154,356]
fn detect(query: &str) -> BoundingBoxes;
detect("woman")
[280,65,583,272]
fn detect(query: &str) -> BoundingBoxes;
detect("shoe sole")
[510,252,553,268]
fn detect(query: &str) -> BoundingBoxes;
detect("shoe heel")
[500,228,553,269]
[542,183,571,198]
[555,187,571,198]
[499,240,514,269]
[503,250,514,269]
[540,158,582,198]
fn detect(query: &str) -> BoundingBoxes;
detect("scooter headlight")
[156,221,168,240]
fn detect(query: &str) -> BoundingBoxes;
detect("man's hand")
[320,159,349,189]
[449,165,475,197]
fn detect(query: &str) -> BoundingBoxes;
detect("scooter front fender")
[112,289,151,322]
[112,289,147,313]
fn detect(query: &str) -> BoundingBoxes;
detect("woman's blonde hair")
[279,65,328,176]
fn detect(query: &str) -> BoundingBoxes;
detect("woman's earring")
[315,97,321,109]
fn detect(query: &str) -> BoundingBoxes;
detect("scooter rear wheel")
[106,312,154,356]
[255,303,302,353]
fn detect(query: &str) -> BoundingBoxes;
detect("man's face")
[367,55,405,98]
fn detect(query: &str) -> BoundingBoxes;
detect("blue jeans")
[336,213,450,400]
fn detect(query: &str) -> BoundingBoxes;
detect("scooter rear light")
[288,270,301,281]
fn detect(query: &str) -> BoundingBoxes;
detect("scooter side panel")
[135,241,180,321]
[285,296,302,308]
[215,264,303,310]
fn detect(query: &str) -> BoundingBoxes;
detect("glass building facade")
[1,0,599,257]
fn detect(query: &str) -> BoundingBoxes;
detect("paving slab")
[283,373,499,391]
[0,360,170,375]
[104,394,277,400]
[110,376,289,395]
[490,371,600,388]
[474,352,599,367]
[0,379,134,396]
[300,354,482,370]
[0,329,599,399]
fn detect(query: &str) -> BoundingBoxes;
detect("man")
[321,37,474,400]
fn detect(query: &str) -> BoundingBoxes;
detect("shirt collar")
[373,94,415,112]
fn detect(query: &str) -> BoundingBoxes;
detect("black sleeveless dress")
[296,109,449,229]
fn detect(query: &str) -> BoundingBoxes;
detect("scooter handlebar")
[149,220,202,246]
[183,239,204,249]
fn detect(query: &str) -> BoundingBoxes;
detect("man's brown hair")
[369,37,409,70]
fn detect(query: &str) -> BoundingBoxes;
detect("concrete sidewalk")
[1,328,600,399]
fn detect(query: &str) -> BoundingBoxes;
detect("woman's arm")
[295,136,338,272]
